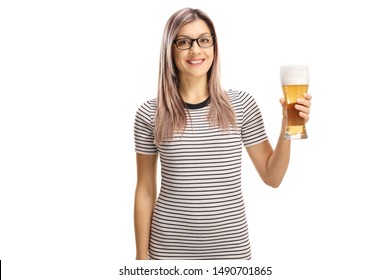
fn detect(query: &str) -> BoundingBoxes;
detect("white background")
[1,0,389,279]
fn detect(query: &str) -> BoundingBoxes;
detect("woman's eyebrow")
[176,32,211,38]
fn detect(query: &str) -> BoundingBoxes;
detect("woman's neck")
[179,75,209,104]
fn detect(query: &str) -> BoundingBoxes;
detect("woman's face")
[173,19,214,81]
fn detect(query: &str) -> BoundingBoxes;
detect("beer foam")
[280,65,309,85]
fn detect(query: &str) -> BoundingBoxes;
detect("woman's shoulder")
[226,89,255,104]
[136,98,157,113]
[135,98,157,125]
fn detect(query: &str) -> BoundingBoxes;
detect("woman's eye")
[178,39,190,46]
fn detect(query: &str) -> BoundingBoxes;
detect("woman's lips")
[186,59,205,66]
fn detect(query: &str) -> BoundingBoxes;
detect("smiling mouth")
[187,59,205,65]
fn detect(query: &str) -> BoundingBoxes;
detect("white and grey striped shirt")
[134,90,267,260]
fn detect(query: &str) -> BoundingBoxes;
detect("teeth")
[188,60,203,64]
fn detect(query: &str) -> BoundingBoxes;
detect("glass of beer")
[280,65,309,140]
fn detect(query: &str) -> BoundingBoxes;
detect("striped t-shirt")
[134,90,267,260]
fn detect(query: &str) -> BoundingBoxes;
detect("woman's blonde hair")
[154,8,236,145]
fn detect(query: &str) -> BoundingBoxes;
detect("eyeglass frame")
[173,35,216,50]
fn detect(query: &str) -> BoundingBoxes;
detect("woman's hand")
[296,93,312,123]
[279,93,312,123]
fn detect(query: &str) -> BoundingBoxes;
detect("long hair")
[154,8,237,145]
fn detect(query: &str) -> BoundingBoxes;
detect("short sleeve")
[134,101,158,154]
[241,93,268,147]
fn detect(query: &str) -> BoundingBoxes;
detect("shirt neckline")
[184,95,211,109]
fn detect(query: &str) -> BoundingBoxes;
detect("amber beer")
[280,65,309,139]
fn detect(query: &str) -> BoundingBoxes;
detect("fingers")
[295,103,310,114]
[296,93,311,123]
[299,111,310,122]
[297,93,311,107]
[280,93,312,122]
[304,93,312,100]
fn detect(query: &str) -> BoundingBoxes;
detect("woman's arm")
[246,93,311,188]
[134,153,158,260]
[246,125,290,188]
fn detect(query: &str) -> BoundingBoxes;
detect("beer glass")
[280,65,309,140]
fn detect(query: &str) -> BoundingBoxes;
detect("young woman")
[133,8,311,260]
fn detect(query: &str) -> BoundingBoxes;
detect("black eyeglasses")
[174,36,215,50]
